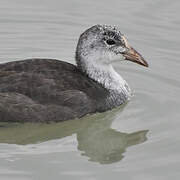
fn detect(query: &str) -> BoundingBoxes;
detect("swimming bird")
[0,25,148,122]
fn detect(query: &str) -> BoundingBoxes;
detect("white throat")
[83,59,132,98]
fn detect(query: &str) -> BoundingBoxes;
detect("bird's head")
[76,24,148,72]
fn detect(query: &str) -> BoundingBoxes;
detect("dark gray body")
[0,59,112,122]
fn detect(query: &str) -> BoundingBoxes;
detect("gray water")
[0,0,180,179]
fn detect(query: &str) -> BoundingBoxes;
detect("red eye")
[106,39,116,45]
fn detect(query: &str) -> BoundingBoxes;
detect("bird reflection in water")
[0,107,148,164]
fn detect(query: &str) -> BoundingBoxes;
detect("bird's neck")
[79,60,132,98]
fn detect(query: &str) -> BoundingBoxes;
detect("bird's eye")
[106,39,116,45]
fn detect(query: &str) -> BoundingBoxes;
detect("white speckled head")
[76,25,127,69]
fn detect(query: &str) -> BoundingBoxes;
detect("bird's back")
[0,59,108,122]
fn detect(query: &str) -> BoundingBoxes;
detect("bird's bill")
[123,47,148,67]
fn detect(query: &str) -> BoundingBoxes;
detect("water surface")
[0,0,180,179]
